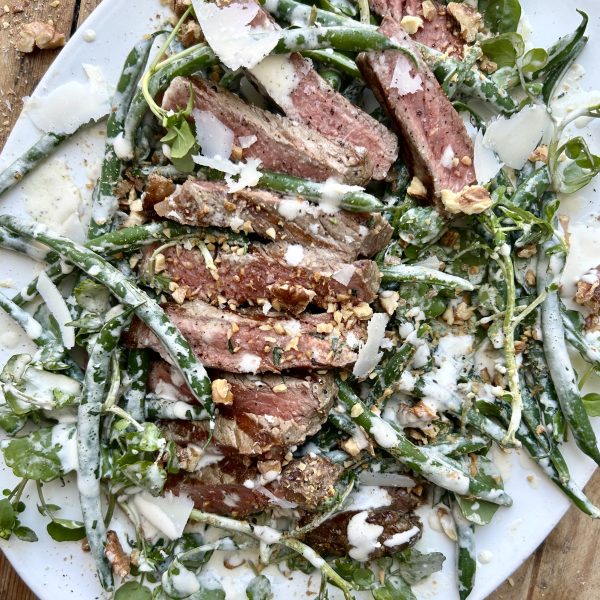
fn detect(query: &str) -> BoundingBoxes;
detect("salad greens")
[0,0,599,599]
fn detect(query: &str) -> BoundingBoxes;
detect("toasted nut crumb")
[154,253,166,273]
[379,291,399,316]
[517,244,537,259]
[400,15,424,34]
[258,459,281,474]
[447,2,483,43]
[212,378,233,404]
[105,531,130,579]
[16,21,65,52]
[529,145,549,163]
[407,176,428,198]
[316,322,334,334]
[273,383,287,393]
[460,155,473,166]
[341,437,361,456]
[231,145,243,161]
[421,0,437,21]
[441,185,492,215]
[231,322,240,334]
[265,227,277,240]
[350,403,364,418]
[353,302,373,320]
[171,285,188,304]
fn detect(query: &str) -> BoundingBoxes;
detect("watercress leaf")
[521,47,549,75]
[168,121,197,160]
[1,428,63,482]
[373,575,416,600]
[13,525,38,542]
[583,393,600,417]
[456,496,499,525]
[47,519,86,541]
[0,403,27,436]
[479,0,522,33]
[395,205,446,246]
[0,498,15,538]
[115,581,153,600]
[246,574,273,600]
[333,558,375,590]
[481,33,524,68]
[395,548,446,585]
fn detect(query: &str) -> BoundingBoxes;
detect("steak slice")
[142,242,381,312]
[368,0,463,56]
[165,453,344,516]
[151,361,336,454]
[302,509,422,559]
[154,179,392,261]
[357,19,476,203]
[162,76,372,185]
[125,299,365,373]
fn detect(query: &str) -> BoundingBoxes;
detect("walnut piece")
[529,145,549,164]
[15,21,65,53]
[407,176,428,198]
[421,1,438,21]
[105,531,130,579]
[212,378,234,405]
[441,185,492,215]
[446,2,483,43]
[400,15,424,35]
[575,267,600,314]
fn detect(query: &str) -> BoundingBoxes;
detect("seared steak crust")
[162,76,372,185]
[357,19,476,202]
[154,179,393,261]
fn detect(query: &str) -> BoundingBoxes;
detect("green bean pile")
[0,1,599,599]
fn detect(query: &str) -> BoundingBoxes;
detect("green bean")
[123,44,217,154]
[78,309,132,590]
[507,167,551,209]
[271,26,413,57]
[452,499,476,600]
[537,244,600,466]
[337,379,512,505]
[416,43,518,114]
[429,435,489,458]
[0,226,49,262]
[189,510,354,600]
[263,0,365,28]
[303,49,362,79]
[367,342,416,405]
[444,46,481,101]
[0,215,214,422]
[5,222,200,307]
[380,265,475,291]
[319,0,358,18]
[318,67,343,91]
[123,349,149,423]
[0,127,90,197]
[561,305,600,371]
[258,170,384,212]
[89,35,158,238]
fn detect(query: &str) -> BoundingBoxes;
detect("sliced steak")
[154,179,392,261]
[357,18,476,203]
[162,76,372,184]
[302,509,422,559]
[165,453,343,516]
[152,361,336,454]
[368,0,463,56]
[125,299,366,373]
[143,242,380,312]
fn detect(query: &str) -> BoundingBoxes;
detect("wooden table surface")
[1,0,600,598]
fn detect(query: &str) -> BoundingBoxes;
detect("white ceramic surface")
[0,1,599,598]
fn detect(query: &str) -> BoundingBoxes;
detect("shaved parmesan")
[332,264,356,286]
[474,130,502,184]
[192,0,281,70]
[36,271,75,348]
[483,105,552,170]
[284,244,304,266]
[133,491,194,540]
[390,55,422,95]
[193,110,235,159]
[352,313,389,378]
[239,135,257,149]
[24,64,112,135]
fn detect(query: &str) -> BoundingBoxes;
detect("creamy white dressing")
[347,485,393,510]
[250,54,301,110]
[383,525,420,548]
[36,271,75,349]
[369,418,398,449]
[347,511,383,561]
[51,423,78,474]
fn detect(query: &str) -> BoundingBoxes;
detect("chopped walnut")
[479,55,498,74]
[575,267,600,314]
[441,185,492,215]
[105,531,130,579]
[212,378,234,405]
[421,0,438,21]
[15,21,65,52]
[407,176,428,198]
[446,2,483,43]
[379,291,400,316]
[400,15,424,35]
[353,302,373,320]
[176,444,204,472]
[178,19,203,47]
[529,145,549,164]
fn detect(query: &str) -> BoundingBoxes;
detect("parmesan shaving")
[352,313,389,378]
[36,270,75,349]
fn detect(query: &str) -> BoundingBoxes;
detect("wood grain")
[0,1,600,599]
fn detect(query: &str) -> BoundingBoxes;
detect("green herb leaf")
[583,393,600,417]
[161,120,197,160]
[456,496,499,525]
[481,33,524,68]
[395,548,446,585]
[47,519,86,542]
[333,558,375,590]
[372,575,416,600]
[246,575,273,600]
[13,525,38,542]
[0,498,16,539]
[479,0,522,33]
[1,427,63,482]
[555,136,600,194]
[520,47,549,75]
[115,581,153,600]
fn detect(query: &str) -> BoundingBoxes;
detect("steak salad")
[0,0,599,599]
